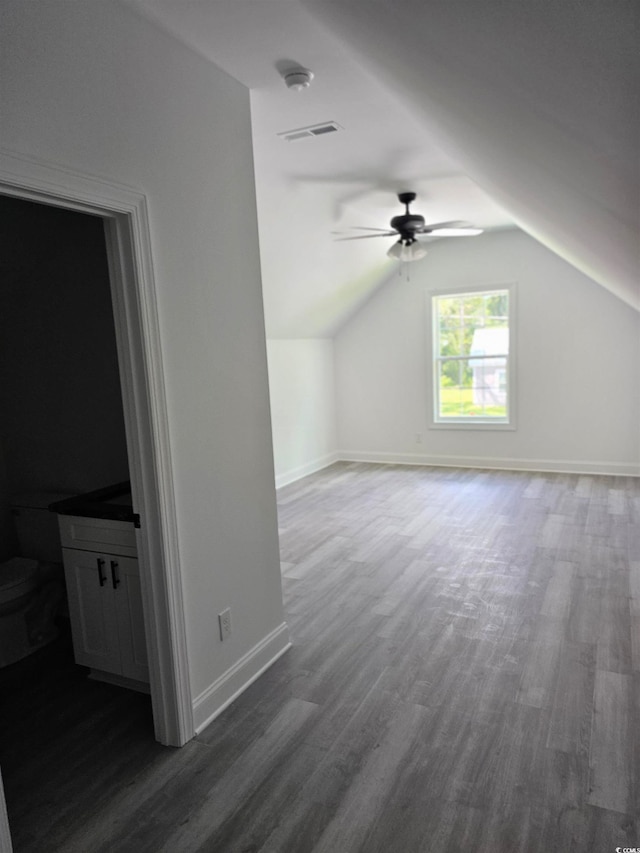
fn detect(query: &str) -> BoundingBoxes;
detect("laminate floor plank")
[516,628,563,709]
[1,463,638,852]
[596,591,633,674]
[587,669,632,814]
[545,640,596,753]
[539,559,575,620]
[631,561,640,672]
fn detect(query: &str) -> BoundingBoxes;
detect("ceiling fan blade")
[334,232,396,241]
[415,220,483,237]
[349,226,397,232]
[421,220,467,230]
[427,227,484,236]
[331,226,397,235]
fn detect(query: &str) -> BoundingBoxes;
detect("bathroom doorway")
[0,195,156,846]
[0,168,190,744]
[0,193,136,642]
[0,195,132,554]
[0,156,192,849]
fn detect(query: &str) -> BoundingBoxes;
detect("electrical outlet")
[218,608,232,641]
[415,432,423,444]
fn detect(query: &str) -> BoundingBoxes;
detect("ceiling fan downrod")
[397,191,417,213]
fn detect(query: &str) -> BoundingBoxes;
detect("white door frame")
[0,767,11,853]
[0,150,192,751]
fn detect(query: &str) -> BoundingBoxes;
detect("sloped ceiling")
[131,0,639,335]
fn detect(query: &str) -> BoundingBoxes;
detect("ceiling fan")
[335,192,483,262]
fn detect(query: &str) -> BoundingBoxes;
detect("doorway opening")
[0,156,192,748]
[0,192,151,693]
[0,155,193,849]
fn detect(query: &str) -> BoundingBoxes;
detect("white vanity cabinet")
[58,515,149,690]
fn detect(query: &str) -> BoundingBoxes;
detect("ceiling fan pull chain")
[398,261,410,282]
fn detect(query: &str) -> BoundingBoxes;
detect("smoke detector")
[283,68,314,91]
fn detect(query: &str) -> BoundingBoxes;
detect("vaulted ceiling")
[131,0,639,336]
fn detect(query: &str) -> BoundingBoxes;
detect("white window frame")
[427,282,517,430]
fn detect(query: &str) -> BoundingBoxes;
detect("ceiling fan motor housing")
[390,213,425,236]
[391,191,425,239]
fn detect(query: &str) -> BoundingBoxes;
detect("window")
[431,286,514,427]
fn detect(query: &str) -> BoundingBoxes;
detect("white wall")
[266,339,337,487]
[1,1,287,712]
[335,229,640,475]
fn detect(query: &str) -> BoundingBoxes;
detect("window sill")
[430,420,516,431]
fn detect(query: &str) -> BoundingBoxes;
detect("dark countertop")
[48,481,139,525]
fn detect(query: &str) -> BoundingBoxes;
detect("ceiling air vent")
[277,121,342,142]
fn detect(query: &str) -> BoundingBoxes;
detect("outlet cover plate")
[218,608,232,641]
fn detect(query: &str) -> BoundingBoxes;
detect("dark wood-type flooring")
[1,463,638,851]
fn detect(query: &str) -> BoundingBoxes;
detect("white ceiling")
[131,0,639,336]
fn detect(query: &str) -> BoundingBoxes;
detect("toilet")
[0,557,40,611]
[0,492,69,668]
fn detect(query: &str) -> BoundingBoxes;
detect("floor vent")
[277,121,342,142]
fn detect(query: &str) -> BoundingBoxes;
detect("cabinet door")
[110,556,149,682]
[58,516,137,557]
[63,547,120,675]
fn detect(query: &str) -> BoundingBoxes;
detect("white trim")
[0,768,11,853]
[274,452,340,489]
[192,623,292,734]
[338,450,640,478]
[426,282,517,430]
[0,149,192,746]
[428,421,517,432]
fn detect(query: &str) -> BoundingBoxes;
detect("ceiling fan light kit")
[336,192,484,262]
[387,239,428,262]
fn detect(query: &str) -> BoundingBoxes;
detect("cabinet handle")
[110,560,120,590]
[97,558,106,587]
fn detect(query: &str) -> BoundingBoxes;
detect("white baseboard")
[338,450,640,478]
[192,622,292,734]
[274,452,340,489]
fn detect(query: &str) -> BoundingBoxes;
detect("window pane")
[433,289,510,422]
[436,296,459,317]
[436,296,461,356]
[437,356,508,419]
[437,314,483,357]
[437,359,471,417]
[438,358,507,418]
[462,295,483,318]
[484,316,508,333]
[438,323,463,357]
[470,324,509,356]
[485,292,508,318]
[460,317,483,357]
[470,359,507,416]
